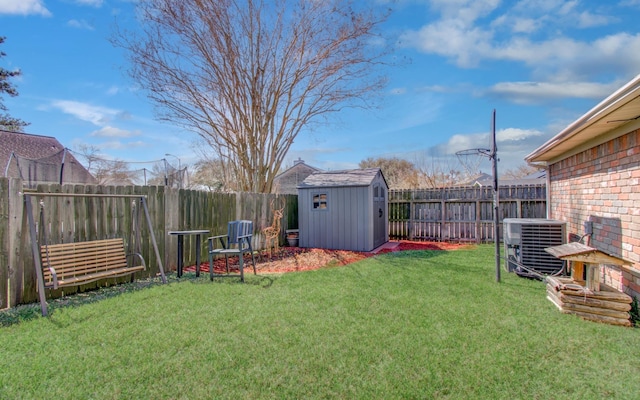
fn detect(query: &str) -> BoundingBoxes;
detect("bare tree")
[501,163,541,180]
[113,0,392,193]
[411,152,463,189]
[190,140,240,191]
[94,160,133,185]
[146,162,177,187]
[359,156,420,189]
[75,144,102,173]
[188,159,229,192]
[75,144,133,185]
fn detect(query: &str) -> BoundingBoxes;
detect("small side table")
[168,230,210,277]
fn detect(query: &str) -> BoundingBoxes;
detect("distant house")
[464,171,546,187]
[460,172,493,186]
[297,168,389,252]
[526,74,640,299]
[1,129,95,186]
[273,158,321,194]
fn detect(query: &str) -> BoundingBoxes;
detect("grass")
[1,245,639,399]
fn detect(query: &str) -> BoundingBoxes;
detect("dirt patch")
[188,240,472,275]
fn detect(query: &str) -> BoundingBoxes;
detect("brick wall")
[549,129,640,299]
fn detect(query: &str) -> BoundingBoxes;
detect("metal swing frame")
[24,191,167,316]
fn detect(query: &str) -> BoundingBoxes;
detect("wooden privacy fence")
[389,184,546,242]
[0,177,544,309]
[0,178,297,309]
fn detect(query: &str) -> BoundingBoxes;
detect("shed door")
[373,184,386,247]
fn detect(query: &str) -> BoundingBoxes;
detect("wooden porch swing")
[24,191,167,316]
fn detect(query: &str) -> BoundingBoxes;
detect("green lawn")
[1,245,638,399]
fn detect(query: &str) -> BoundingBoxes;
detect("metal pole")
[59,148,67,185]
[165,153,181,189]
[164,159,169,186]
[24,194,49,316]
[491,109,500,283]
[141,196,167,283]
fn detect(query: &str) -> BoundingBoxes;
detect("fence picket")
[388,184,546,242]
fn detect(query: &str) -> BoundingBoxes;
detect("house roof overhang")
[526,74,640,166]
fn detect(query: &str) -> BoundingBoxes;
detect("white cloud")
[510,17,541,34]
[0,0,51,16]
[399,0,503,67]
[428,0,500,23]
[442,132,489,155]
[98,140,146,150]
[434,127,550,171]
[50,100,121,126]
[487,81,618,103]
[513,0,577,14]
[67,19,95,30]
[400,0,631,79]
[400,20,493,68]
[441,126,544,151]
[90,126,140,138]
[73,0,103,6]
[577,11,617,28]
[106,86,120,95]
[497,128,543,142]
[422,85,445,93]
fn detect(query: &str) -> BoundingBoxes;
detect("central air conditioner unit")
[503,218,566,277]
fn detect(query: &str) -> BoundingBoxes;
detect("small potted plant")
[286,229,299,247]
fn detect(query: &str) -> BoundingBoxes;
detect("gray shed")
[297,168,389,251]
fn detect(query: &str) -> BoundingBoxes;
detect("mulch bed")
[185,240,472,275]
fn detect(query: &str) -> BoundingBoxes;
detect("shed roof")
[545,242,633,266]
[526,74,640,165]
[298,168,386,189]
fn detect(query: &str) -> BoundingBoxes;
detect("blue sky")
[3,0,640,176]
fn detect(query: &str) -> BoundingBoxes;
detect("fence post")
[409,191,415,240]
[475,199,481,244]
[440,199,446,241]
[6,178,25,309]
[0,178,8,309]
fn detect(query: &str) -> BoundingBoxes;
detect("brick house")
[526,75,640,299]
[272,158,321,194]
[1,129,96,186]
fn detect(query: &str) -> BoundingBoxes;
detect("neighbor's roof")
[526,74,640,164]
[1,129,64,165]
[274,158,321,180]
[470,170,546,187]
[298,168,386,188]
[1,129,95,183]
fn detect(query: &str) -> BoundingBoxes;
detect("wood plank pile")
[546,276,632,327]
